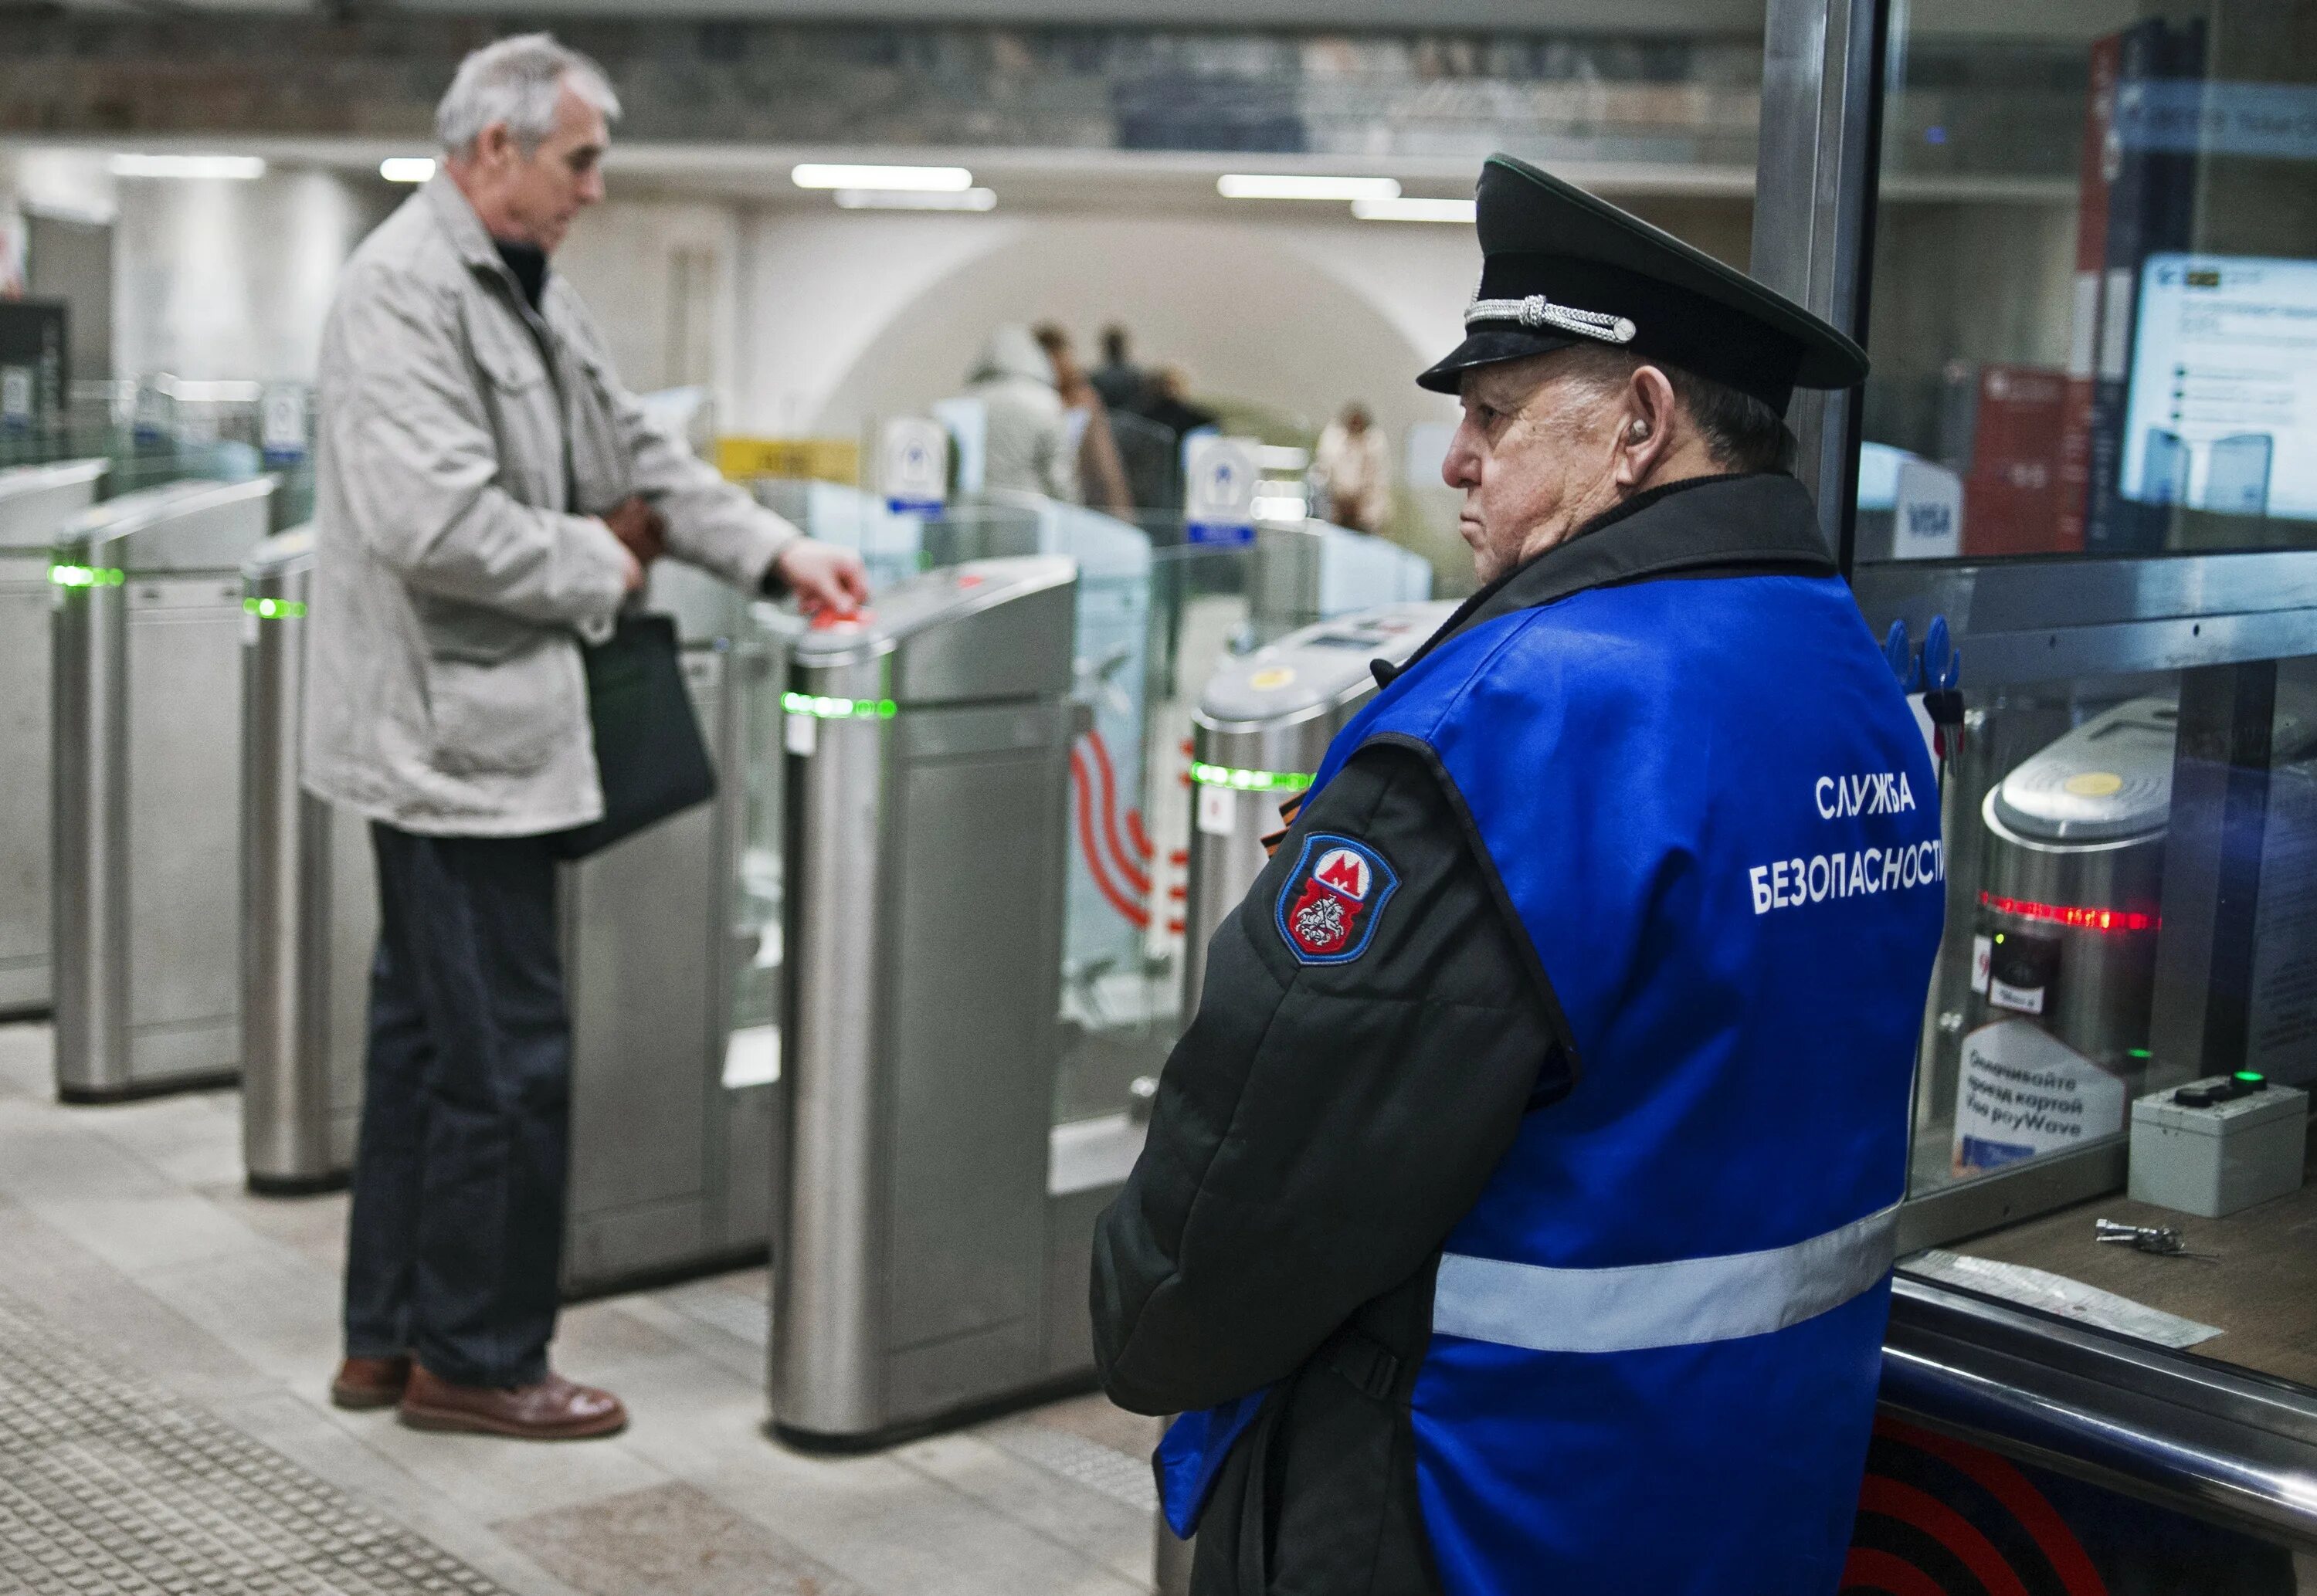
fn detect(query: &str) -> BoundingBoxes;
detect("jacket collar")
[422,173,544,323]
[1382,472,1834,684]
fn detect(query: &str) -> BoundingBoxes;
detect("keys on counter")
[2095,1218,2219,1261]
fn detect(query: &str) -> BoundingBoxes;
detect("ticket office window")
[1891,644,2317,1390]
[1857,0,2317,564]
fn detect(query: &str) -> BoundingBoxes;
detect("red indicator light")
[1979,890,2156,934]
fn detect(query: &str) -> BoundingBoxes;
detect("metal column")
[239,529,366,1191]
[1752,0,1885,557]
[772,556,1083,1446]
[0,459,106,1016]
[51,477,274,1102]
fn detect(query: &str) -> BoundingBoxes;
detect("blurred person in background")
[1312,401,1393,533]
[303,32,866,1442]
[1034,322,1135,517]
[1142,364,1218,448]
[962,324,1078,501]
[1090,324,1148,415]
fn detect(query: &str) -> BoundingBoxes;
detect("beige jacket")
[302,176,795,836]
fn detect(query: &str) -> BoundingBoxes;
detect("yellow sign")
[2064,771,2125,798]
[716,436,860,486]
[1250,667,1298,692]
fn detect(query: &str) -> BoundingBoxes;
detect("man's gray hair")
[436,33,621,159]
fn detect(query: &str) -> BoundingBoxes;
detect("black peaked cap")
[1418,154,1869,412]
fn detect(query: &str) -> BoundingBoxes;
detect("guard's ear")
[1613,364,1680,488]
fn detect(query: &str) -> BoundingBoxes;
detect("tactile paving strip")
[983,1421,1158,1513]
[0,1291,514,1594]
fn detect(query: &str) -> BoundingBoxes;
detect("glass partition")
[1860,0,2317,564]
[1859,569,2317,1394]
[1855,1,2317,1406]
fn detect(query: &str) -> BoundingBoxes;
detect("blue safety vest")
[1161,562,1944,1594]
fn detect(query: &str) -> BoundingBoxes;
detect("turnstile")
[52,477,275,1102]
[236,544,778,1293]
[1158,598,1455,1595]
[1181,600,1457,1015]
[0,459,107,1016]
[239,529,364,1191]
[1250,520,1434,635]
[558,563,777,1293]
[774,555,1110,1446]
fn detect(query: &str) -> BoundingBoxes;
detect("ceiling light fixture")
[833,188,997,212]
[380,158,436,185]
[1217,174,1400,202]
[108,154,267,181]
[792,163,974,193]
[1352,195,1477,224]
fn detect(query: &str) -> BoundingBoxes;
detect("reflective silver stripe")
[1432,1204,1899,1355]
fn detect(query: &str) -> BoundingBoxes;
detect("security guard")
[1091,154,1946,1594]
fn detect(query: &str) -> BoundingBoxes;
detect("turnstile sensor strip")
[48,564,124,588]
[1189,760,1314,794]
[243,598,307,620]
[783,691,898,720]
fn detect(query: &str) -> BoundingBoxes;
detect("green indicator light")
[2127,1049,2152,1060]
[49,564,124,588]
[242,598,308,620]
[782,691,897,721]
[2234,1069,2264,1084]
[1189,760,1315,794]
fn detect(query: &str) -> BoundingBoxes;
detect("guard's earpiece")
[1627,420,1651,442]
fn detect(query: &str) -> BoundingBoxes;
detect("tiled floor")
[0,1021,1160,1596]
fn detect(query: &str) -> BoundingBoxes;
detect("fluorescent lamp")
[380,158,436,184]
[1352,195,1477,224]
[1218,174,1399,202]
[792,163,973,193]
[833,188,997,212]
[154,376,263,402]
[108,154,266,181]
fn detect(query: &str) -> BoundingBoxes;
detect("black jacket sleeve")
[1091,739,1570,1416]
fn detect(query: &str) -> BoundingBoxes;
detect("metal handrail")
[1882,1274,2317,1550]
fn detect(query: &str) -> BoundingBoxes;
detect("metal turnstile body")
[237,550,778,1293]
[239,529,366,1191]
[0,459,107,1016]
[1250,520,1434,635]
[1182,601,1457,1015]
[774,556,1086,1445]
[559,561,777,1293]
[52,477,274,1102]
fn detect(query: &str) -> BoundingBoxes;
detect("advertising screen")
[2122,253,2317,523]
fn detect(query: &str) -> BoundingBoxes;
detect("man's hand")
[617,546,646,594]
[601,495,667,570]
[773,538,872,616]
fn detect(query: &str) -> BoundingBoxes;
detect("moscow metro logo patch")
[1275,833,1399,966]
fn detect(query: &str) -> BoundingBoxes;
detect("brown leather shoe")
[396,1364,628,1440]
[330,1355,411,1411]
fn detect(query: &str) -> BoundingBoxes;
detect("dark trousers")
[343,822,568,1388]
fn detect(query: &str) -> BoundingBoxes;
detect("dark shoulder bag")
[547,609,717,860]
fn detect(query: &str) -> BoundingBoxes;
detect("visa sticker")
[1275,832,1399,966]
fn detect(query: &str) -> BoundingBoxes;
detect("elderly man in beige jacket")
[304,33,867,1441]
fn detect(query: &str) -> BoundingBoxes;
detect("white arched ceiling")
[734,209,1030,435]
[782,212,1468,448]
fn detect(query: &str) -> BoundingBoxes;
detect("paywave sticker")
[1276,833,1399,965]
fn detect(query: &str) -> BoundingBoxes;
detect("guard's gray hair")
[435,34,621,159]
